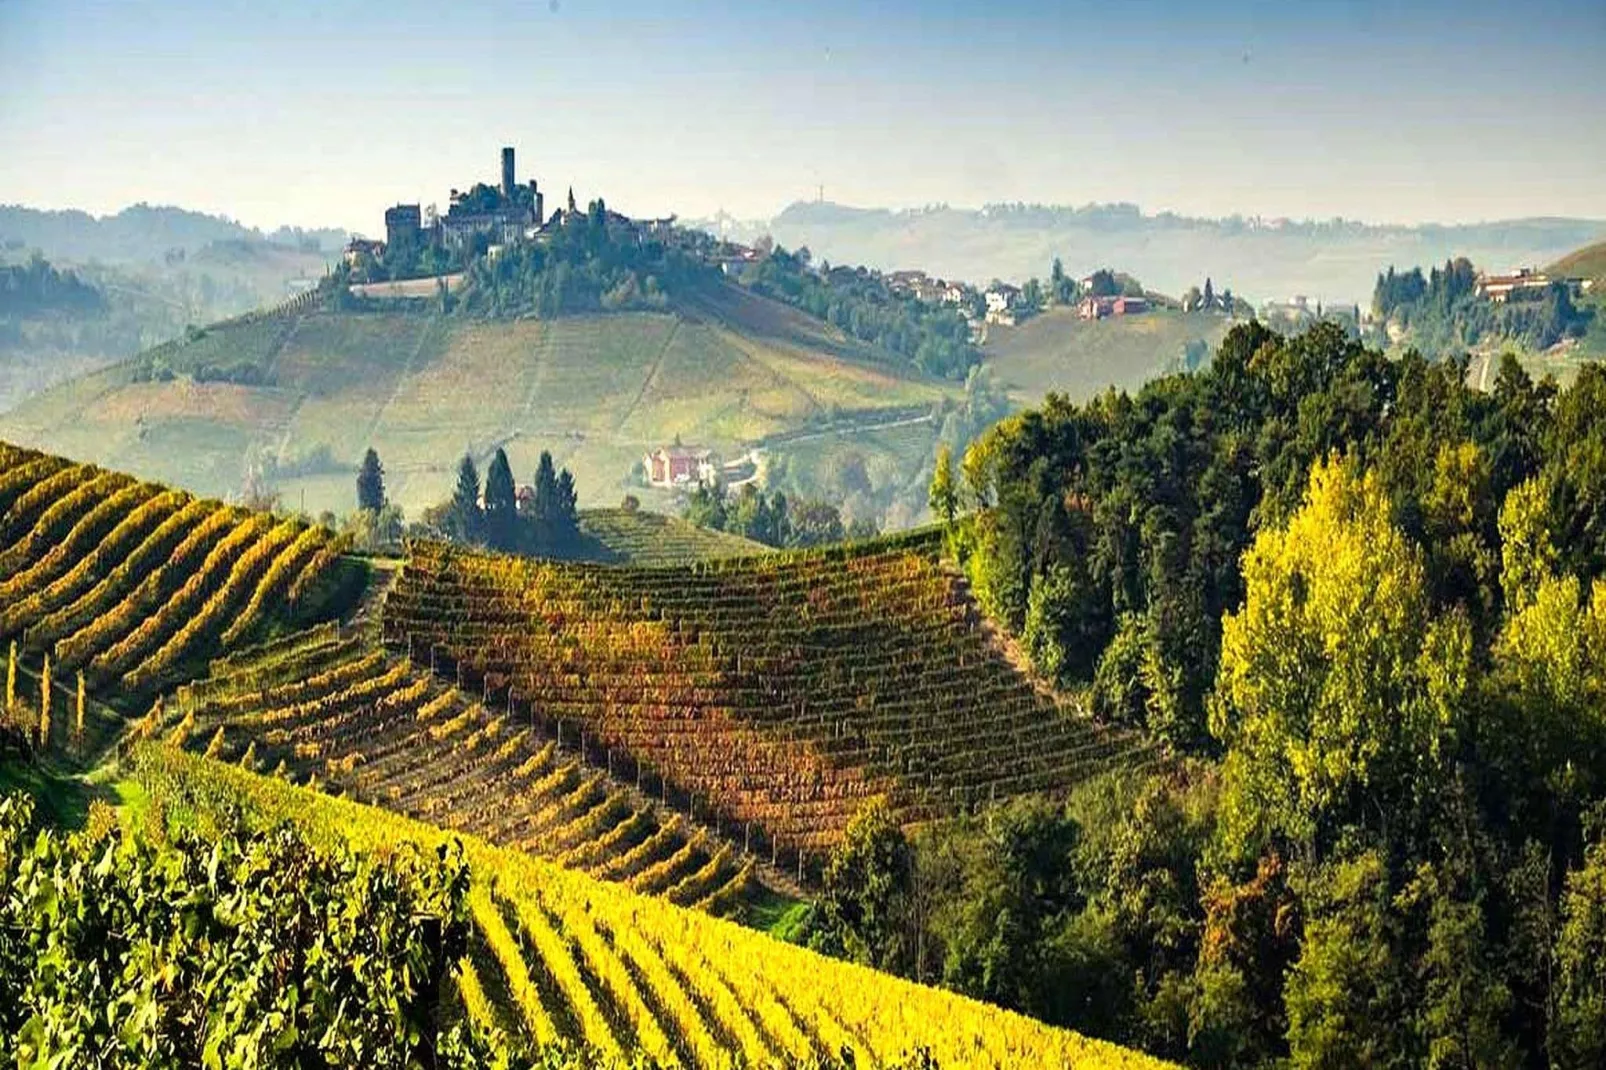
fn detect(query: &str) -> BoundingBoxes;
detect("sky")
[1,0,1603,234]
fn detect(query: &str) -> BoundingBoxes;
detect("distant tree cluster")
[457,201,719,318]
[430,447,578,556]
[746,246,980,380]
[0,254,106,317]
[1374,258,1593,353]
[682,482,876,548]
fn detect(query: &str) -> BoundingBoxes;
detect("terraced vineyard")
[135,743,1172,1070]
[163,625,763,917]
[578,507,766,565]
[0,440,345,699]
[382,531,1154,859]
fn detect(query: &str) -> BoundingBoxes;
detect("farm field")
[577,507,767,565]
[163,624,772,918]
[980,307,1232,404]
[0,439,347,704]
[131,742,1174,1070]
[381,531,1155,862]
[0,284,958,520]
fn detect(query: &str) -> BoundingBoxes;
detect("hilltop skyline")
[1,0,1604,233]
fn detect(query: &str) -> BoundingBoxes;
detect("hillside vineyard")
[134,744,1171,1070]
[0,441,341,694]
[165,624,756,917]
[382,531,1153,858]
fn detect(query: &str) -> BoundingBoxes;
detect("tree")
[448,454,482,543]
[812,799,915,974]
[1210,456,1470,857]
[1283,850,1409,1067]
[483,448,517,550]
[555,468,578,527]
[532,451,559,522]
[1203,277,1215,309]
[356,448,386,512]
[1554,829,1606,1068]
[1498,476,1558,613]
[929,444,958,525]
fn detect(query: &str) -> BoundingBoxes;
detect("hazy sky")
[2,0,1603,234]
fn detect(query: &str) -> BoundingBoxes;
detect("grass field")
[981,307,1233,404]
[0,285,958,521]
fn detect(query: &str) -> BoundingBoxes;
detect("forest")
[807,322,1606,1068]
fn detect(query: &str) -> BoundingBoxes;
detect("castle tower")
[501,146,516,198]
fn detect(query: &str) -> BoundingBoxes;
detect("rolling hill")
[0,436,1169,1067]
[381,532,1154,861]
[1548,238,1606,282]
[980,307,1233,403]
[713,199,1606,307]
[0,439,350,704]
[129,743,1172,1068]
[0,283,959,523]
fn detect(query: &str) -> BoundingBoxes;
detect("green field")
[577,507,767,564]
[0,285,957,521]
[980,307,1233,404]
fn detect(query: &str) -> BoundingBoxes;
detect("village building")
[1078,294,1149,320]
[644,446,718,488]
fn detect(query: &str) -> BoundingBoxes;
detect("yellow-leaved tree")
[1210,454,1471,859]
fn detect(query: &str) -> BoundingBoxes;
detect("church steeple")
[567,186,577,214]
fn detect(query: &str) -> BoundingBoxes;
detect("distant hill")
[1548,238,1606,282]
[696,201,1606,308]
[981,306,1233,403]
[0,203,344,263]
[0,282,961,525]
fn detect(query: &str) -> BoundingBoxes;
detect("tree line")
[1374,258,1594,355]
[682,482,877,548]
[804,322,1606,1068]
[352,445,581,557]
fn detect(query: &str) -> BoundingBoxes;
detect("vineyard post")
[607,748,613,778]
[744,822,751,856]
[556,719,564,752]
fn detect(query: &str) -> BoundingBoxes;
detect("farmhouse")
[645,445,717,488]
[1078,294,1149,320]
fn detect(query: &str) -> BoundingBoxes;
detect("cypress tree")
[484,448,518,550]
[450,454,482,543]
[533,452,559,522]
[555,468,578,527]
[356,447,386,512]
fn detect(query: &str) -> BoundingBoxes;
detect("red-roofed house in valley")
[645,446,717,488]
